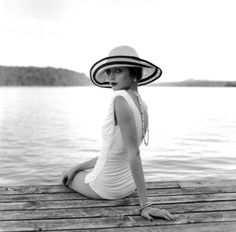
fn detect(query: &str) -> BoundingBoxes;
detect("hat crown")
[108,45,139,58]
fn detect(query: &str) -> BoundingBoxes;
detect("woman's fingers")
[67,178,72,186]
[62,176,68,186]
[67,176,73,186]
[163,214,172,221]
[161,209,175,221]
[141,212,153,221]
[62,174,72,187]
[141,207,175,222]
[62,169,75,187]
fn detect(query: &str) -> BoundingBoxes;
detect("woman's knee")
[69,170,87,190]
[69,171,102,199]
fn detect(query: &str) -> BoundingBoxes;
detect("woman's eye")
[106,69,111,75]
[115,69,122,73]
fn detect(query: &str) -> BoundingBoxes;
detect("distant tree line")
[151,79,236,87]
[0,66,92,86]
[2,66,235,87]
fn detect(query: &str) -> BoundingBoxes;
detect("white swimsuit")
[85,90,148,199]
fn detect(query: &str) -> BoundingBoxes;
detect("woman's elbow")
[128,149,141,162]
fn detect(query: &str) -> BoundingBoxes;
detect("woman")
[62,45,174,221]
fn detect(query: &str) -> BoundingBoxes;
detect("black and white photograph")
[0,0,236,231]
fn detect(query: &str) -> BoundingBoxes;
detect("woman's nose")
[109,72,115,81]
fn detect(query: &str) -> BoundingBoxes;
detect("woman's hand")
[141,206,175,222]
[62,157,98,187]
[62,167,78,187]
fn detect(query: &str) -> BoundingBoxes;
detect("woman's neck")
[127,85,138,92]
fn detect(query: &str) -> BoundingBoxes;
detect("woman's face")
[105,67,136,90]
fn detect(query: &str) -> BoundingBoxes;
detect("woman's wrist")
[138,202,152,212]
[72,166,81,174]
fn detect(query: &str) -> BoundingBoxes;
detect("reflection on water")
[0,87,235,185]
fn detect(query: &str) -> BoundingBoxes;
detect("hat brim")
[90,56,162,88]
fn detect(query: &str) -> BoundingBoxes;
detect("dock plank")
[0,179,236,231]
[1,185,236,202]
[1,201,236,221]
[0,181,180,195]
[1,211,236,231]
[178,179,236,188]
[62,221,236,232]
[1,192,236,211]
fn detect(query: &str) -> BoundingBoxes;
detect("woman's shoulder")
[112,90,133,106]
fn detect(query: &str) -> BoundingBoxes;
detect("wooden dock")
[0,179,236,231]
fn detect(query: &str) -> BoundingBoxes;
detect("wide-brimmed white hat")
[90,45,162,88]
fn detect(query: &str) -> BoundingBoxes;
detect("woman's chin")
[111,86,120,90]
[111,85,131,91]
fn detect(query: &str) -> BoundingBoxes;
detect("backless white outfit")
[85,90,148,199]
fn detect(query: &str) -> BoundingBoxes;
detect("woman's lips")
[111,82,117,86]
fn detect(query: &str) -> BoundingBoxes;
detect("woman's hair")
[127,67,143,80]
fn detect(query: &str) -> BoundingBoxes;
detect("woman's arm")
[114,96,148,205]
[71,156,98,172]
[114,96,174,221]
[62,156,98,186]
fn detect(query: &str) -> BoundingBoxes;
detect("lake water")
[0,87,235,186]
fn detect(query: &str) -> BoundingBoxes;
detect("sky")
[0,0,236,82]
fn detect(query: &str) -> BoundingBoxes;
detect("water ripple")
[0,87,236,185]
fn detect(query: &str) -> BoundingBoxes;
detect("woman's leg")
[68,170,102,199]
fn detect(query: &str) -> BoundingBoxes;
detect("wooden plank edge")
[0,181,180,195]
[1,211,236,231]
[1,201,236,221]
[1,185,236,203]
[48,221,236,232]
[1,192,236,211]
[178,179,236,188]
